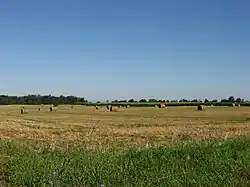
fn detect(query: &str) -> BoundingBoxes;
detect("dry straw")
[50,106,57,111]
[110,106,118,112]
[158,104,166,108]
[197,105,203,111]
[20,107,28,114]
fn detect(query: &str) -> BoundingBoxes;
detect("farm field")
[0,105,250,148]
[1,105,250,186]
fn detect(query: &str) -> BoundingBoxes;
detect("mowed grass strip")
[1,137,250,187]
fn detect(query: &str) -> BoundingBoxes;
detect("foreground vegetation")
[1,137,250,186]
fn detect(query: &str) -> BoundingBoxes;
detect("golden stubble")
[0,105,250,148]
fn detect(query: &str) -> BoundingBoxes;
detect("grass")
[233,117,250,123]
[1,137,250,186]
[0,105,250,186]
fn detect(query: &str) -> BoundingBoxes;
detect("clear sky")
[0,0,249,101]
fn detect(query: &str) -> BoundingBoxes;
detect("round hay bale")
[155,105,158,108]
[21,108,28,114]
[237,103,241,107]
[96,106,99,110]
[232,103,235,107]
[126,105,130,108]
[158,104,166,108]
[110,106,118,112]
[197,105,203,111]
[50,107,53,111]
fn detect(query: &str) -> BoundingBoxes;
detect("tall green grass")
[1,137,250,186]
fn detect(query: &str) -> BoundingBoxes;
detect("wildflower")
[51,171,57,176]
[48,180,53,185]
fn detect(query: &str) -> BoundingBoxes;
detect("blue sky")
[0,0,249,101]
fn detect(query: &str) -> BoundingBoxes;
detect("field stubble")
[0,105,250,149]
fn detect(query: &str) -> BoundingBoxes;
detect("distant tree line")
[0,95,246,105]
[0,95,86,105]
[107,96,245,104]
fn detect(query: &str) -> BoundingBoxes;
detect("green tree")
[139,99,147,102]
[128,99,135,103]
[179,99,188,102]
[148,99,157,103]
[119,100,127,103]
[235,98,242,103]
[0,94,86,105]
[228,96,235,102]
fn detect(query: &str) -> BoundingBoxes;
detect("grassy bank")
[1,137,250,187]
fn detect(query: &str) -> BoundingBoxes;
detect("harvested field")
[0,105,250,148]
